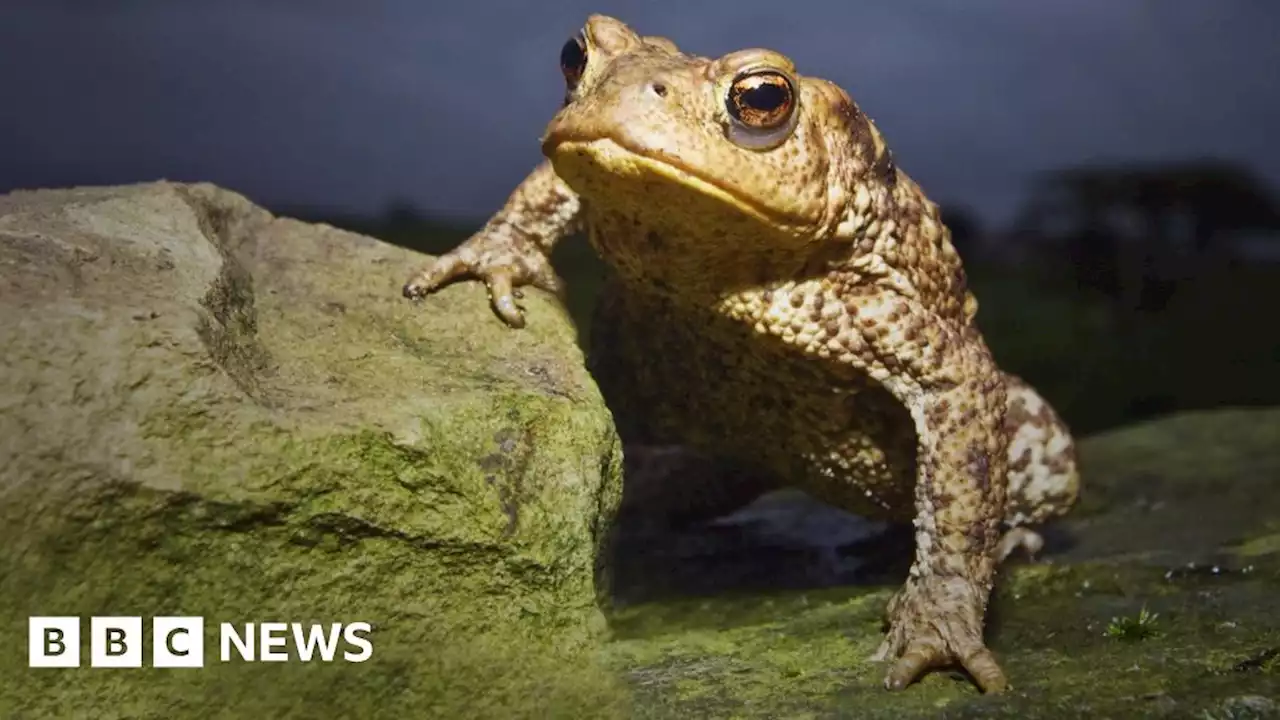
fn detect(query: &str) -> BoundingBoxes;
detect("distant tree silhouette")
[381,199,428,230]
[1014,159,1280,311]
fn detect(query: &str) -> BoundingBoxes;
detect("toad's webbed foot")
[402,230,562,329]
[872,575,1008,693]
[403,159,580,328]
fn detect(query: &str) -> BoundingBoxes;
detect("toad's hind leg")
[994,374,1080,563]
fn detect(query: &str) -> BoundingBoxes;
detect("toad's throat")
[541,134,811,229]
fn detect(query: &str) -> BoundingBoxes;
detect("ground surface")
[604,407,1280,719]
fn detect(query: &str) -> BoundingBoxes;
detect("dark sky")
[2,1,1277,228]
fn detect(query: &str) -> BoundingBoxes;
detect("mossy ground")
[597,409,1280,719]
[597,559,1278,719]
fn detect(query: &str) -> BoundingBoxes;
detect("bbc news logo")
[29,617,373,668]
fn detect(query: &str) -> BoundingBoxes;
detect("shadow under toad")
[603,459,1078,607]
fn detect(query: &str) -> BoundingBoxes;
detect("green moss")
[607,589,902,718]
[3,386,624,716]
[1234,530,1280,559]
[1105,606,1163,641]
[598,550,1280,719]
[0,422,625,717]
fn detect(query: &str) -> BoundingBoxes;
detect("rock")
[0,183,627,718]
[1209,695,1278,718]
[605,408,1280,718]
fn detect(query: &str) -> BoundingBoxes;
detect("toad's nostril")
[651,82,668,97]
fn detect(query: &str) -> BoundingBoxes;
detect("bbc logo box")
[29,616,372,667]
[29,616,204,668]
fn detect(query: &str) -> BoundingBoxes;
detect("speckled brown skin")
[404,15,1080,693]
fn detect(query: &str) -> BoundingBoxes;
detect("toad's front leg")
[734,280,1013,692]
[403,160,581,328]
[867,319,1011,692]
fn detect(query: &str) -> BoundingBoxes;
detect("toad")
[403,14,1079,693]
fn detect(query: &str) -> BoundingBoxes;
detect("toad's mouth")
[541,133,813,230]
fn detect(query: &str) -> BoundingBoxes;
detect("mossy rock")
[0,183,627,718]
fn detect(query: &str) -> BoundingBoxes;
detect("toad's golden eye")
[726,70,795,129]
[560,32,587,88]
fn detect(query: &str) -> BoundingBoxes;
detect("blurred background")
[2,0,1277,436]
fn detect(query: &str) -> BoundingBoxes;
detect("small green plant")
[1105,606,1162,642]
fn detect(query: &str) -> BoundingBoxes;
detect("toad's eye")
[726,70,795,130]
[724,69,799,150]
[560,33,587,89]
